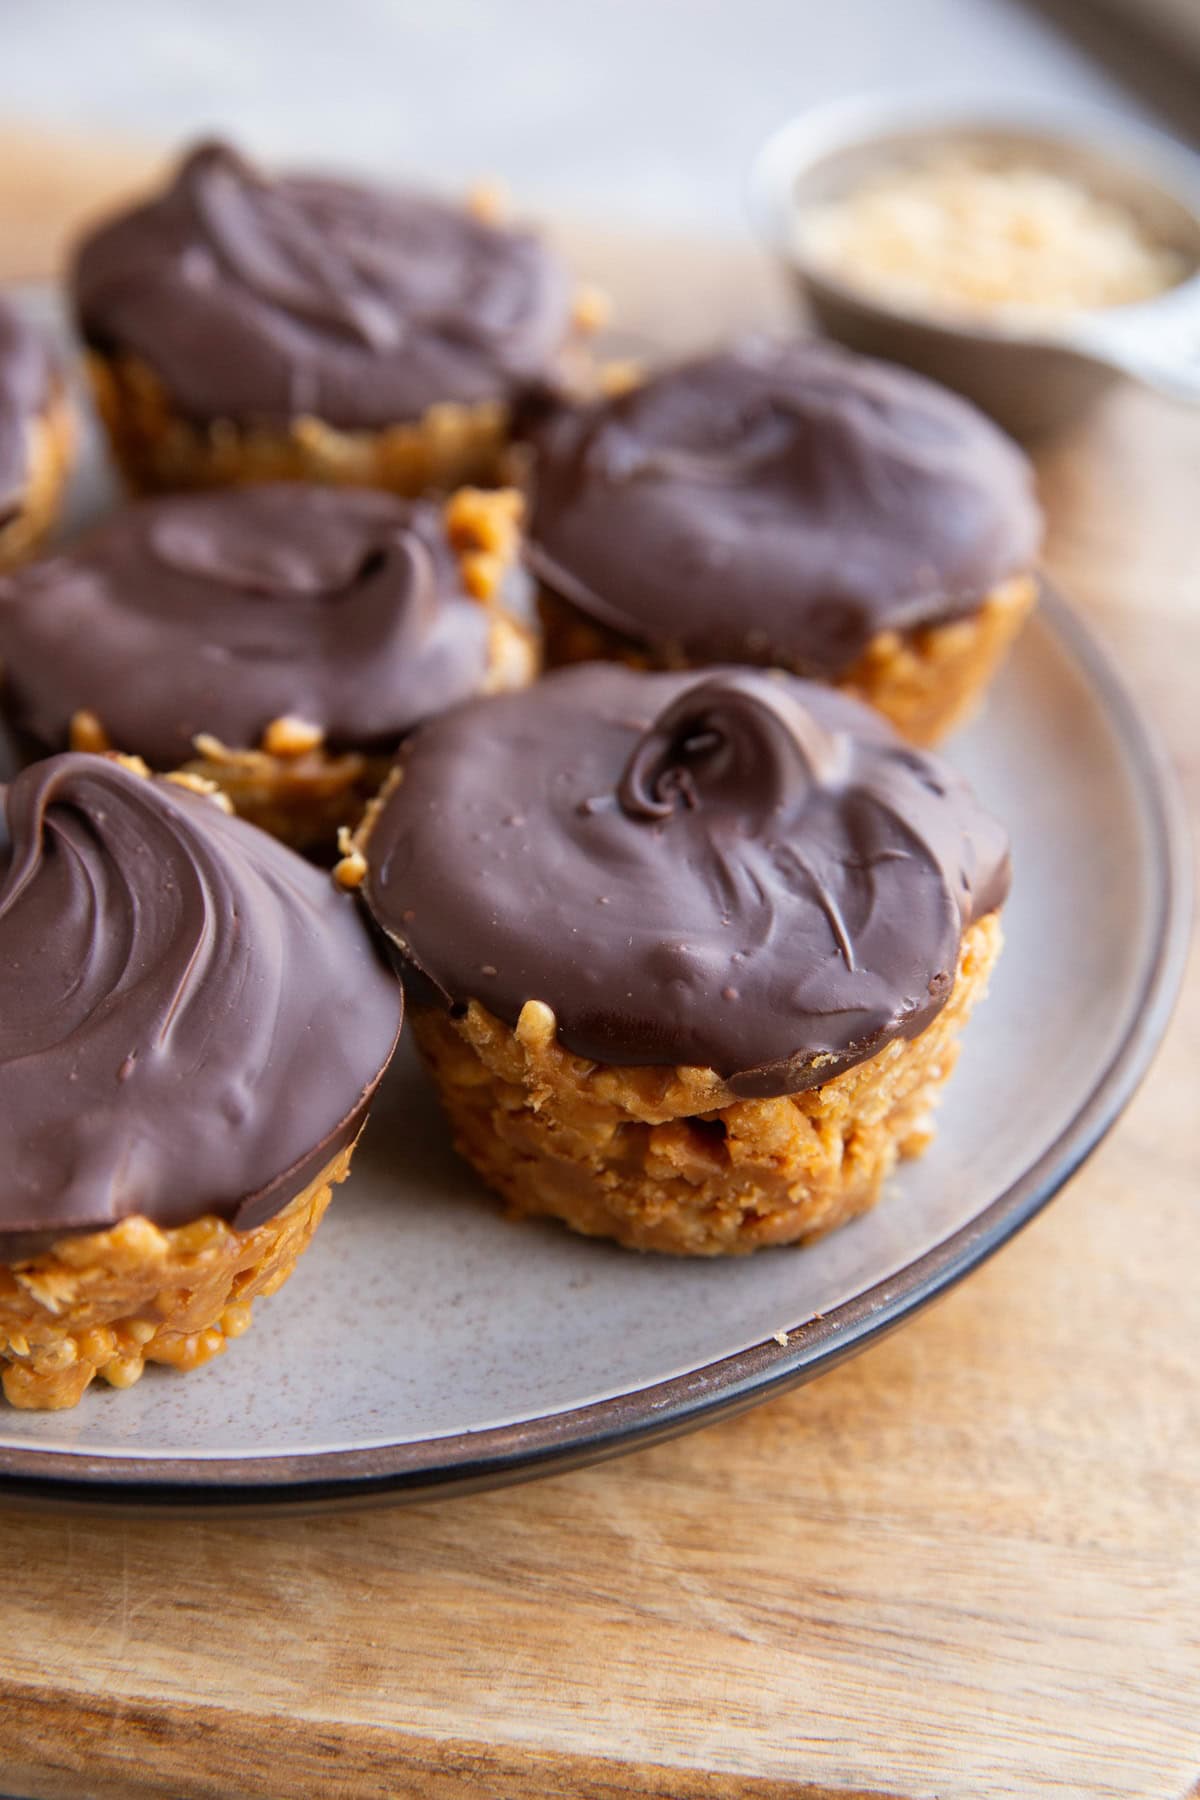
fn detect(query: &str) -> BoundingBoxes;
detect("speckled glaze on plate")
[0,290,1188,1511]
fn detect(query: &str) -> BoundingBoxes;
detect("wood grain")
[0,140,1199,1800]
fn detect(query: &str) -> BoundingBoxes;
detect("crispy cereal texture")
[0,1139,357,1410]
[66,486,539,853]
[87,351,512,497]
[179,741,398,854]
[539,575,1037,747]
[411,914,1002,1256]
[0,391,74,571]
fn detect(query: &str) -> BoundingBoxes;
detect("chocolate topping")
[72,140,575,430]
[363,663,1008,1097]
[528,339,1042,675]
[0,298,54,524]
[0,485,497,765]
[0,754,402,1248]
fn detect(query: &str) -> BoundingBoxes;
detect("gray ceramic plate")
[0,296,1189,1509]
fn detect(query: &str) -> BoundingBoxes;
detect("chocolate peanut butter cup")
[0,753,403,1409]
[349,662,1008,1255]
[72,140,598,497]
[528,338,1042,744]
[0,481,536,850]
[0,297,73,571]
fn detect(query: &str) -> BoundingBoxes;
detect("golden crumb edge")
[539,575,1036,747]
[410,914,1002,1256]
[0,1139,358,1410]
[0,390,74,572]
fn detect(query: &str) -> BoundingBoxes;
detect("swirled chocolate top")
[0,298,55,524]
[0,484,500,766]
[0,754,402,1249]
[528,339,1042,675]
[362,663,1008,1097]
[72,140,575,430]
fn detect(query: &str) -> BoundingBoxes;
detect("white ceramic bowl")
[749,94,1200,436]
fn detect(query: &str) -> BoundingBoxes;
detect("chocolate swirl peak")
[617,676,841,822]
[0,485,496,766]
[0,755,402,1249]
[363,663,1008,1097]
[0,298,54,524]
[72,140,575,430]
[528,338,1042,675]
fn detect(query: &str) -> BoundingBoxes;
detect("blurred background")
[3,0,1197,235]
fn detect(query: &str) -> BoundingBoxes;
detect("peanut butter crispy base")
[0,1138,357,1410]
[408,914,1002,1257]
[87,351,512,498]
[539,576,1037,747]
[0,391,74,572]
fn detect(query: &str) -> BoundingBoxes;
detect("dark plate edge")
[0,585,1190,1512]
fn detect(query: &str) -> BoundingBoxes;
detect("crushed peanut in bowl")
[797,149,1187,323]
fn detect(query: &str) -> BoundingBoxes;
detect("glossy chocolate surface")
[363,663,1008,1096]
[73,140,574,430]
[0,484,496,764]
[0,755,402,1247]
[528,339,1041,675]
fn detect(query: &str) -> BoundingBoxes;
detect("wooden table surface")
[0,134,1198,1800]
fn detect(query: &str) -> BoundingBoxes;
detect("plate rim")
[0,585,1190,1511]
